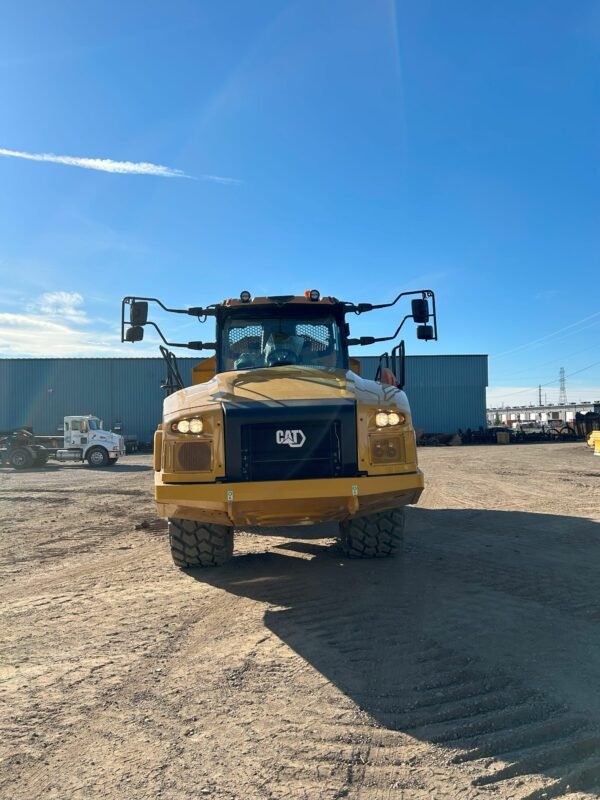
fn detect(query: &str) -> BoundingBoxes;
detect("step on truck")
[121,289,438,566]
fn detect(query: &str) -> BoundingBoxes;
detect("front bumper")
[155,471,424,527]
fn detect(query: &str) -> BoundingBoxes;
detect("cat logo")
[275,429,306,448]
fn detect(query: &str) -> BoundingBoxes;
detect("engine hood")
[164,367,411,417]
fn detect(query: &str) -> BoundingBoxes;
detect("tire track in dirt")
[224,539,600,799]
[4,448,600,799]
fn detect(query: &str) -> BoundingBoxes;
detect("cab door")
[68,419,85,449]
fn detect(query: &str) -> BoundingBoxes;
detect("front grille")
[223,399,357,482]
[242,420,342,481]
[176,441,212,471]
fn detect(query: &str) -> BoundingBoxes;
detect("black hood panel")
[223,399,358,482]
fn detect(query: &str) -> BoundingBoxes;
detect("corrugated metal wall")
[0,355,487,442]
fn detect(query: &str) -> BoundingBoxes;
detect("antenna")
[558,367,567,405]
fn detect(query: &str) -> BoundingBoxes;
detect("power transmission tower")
[558,367,567,405]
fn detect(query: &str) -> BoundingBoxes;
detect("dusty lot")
[1,443,600,800]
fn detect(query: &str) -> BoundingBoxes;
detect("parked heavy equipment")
[121,289,438,567]
[0,429,50,469]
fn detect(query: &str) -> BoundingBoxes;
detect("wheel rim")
[13,452,26,467]
[90,450,104,465]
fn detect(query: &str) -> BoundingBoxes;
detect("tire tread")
[168,518,233,568]
[340,508,405,558]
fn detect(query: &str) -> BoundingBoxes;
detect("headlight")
[189,418,203,434]
[375,411,405,427]
[171,417,205,435]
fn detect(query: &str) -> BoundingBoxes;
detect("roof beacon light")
[240,290,251,303]
[305,289,320,301]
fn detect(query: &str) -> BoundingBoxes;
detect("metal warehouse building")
[0,355,488,443]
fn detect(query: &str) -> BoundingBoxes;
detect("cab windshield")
[221,315,344,372]
[88,418,103,430]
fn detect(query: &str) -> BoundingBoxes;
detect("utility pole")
[558,367,567,405]
[538,384,542,406]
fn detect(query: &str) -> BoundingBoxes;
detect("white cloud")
[0,312,119,356]
[32,291,87,322]
[0,292,155,357]
[0,146,241,183]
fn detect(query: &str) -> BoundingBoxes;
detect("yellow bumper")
[155,471,424,527]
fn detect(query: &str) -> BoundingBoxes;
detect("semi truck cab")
[57,415,125,466]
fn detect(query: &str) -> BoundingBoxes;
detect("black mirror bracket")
[121,296,218,349]
[344,289,438,345]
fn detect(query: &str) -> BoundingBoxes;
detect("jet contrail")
[0,146,239,183]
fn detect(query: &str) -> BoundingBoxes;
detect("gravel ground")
[1,442,600,800]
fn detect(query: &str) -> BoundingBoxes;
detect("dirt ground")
[1,443,600,800]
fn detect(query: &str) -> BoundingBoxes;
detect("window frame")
[215,305,349,374]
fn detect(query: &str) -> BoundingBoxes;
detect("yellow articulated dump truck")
[121,289,438,568]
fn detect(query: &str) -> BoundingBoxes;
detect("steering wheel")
[266,349,298,367]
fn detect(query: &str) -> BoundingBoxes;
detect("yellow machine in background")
[588,430,600,455]
[122,289,438,567]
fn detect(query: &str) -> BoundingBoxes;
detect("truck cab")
[57,415,125,466]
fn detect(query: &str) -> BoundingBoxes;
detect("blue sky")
[0,1,598,405]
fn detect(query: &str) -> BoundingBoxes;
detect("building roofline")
[0,353,489,361]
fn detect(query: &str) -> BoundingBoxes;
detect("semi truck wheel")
[168,518,234,568]
[33,453,49,467]
[87,447,109,467]
[340,508,405,558]
[9,447,34,469]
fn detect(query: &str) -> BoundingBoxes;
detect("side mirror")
[125,325,145,342]
[411,298,430,324]
[416,324,434,341]
[130,301,148,326]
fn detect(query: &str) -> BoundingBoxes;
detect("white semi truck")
[49,415,126,466]
[2,415,126,469]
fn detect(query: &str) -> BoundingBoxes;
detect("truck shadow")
[105,464,153,472]
[191,507,600,797]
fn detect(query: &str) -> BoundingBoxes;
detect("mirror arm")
[370,288,435,312]
[347,315,411,346]
[123,296,217,318]
[145,322,216,351]
[345,288,437,315]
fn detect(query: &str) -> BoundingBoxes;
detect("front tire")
[340,508,405,558]
[168,518,234,568]
[87,447,109,467]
